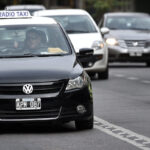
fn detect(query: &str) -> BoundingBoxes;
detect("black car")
[99,12,150,66]
[0,12,93,130]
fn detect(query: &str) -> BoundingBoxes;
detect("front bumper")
[108,46,150,62]
[0,86,93,122]
[77,48,108,73]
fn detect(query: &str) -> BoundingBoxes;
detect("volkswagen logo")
[132,42,138,47]
[23,84,33,94]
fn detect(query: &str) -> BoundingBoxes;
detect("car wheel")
[75,117,93,130]
[146,62,150,67]
[98,65,109,80]
[88,72,96,80]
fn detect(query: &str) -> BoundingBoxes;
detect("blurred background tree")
[1,0,149,23]
[85,0,126,23]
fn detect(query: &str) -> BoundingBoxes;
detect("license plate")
[129,52,142,57]
[16,98,41,110]
[129,47,143,56]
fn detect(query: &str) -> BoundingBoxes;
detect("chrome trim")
[0,93,59,99]
[0,107,62,122]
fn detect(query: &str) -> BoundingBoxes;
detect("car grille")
[0,108,60,119]
[0,98,61,119]
[61,107,78,117]
[0,81,64,95]
[125,40,146,48]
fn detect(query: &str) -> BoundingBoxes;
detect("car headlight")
[66,75,86,91]
[92,41,104,50]
[106,38,118,46]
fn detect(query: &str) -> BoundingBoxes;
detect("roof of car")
[34,9,89,16]
[0,16,57,26]
[5,5,46,10]
[104,12,149,17]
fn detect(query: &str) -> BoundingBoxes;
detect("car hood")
[106,30,150,40]
[0,55,81,83]
[68,33,101,52]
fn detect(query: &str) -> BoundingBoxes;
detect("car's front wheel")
[98,65,109,80]
[75,117,93,130]
[146,62,150,67]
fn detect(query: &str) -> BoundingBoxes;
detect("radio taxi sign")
[0,11,31,18]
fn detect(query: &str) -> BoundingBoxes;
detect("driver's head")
[26,29,41,50]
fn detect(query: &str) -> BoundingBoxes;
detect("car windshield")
[106,16,150,30]
[0,24,71,57]
[49,15,97,34]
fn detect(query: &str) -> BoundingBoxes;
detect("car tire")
[98,65,109,80]
[88,72,96,80]
[146,62,150,67]
[75,117,93,130]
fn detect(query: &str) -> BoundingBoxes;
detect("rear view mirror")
[100,27,110,35]
[79,48,93,55]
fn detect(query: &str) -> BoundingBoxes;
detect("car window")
[49,15,97,34]
[105,16,150,30]
[0,24,71,57]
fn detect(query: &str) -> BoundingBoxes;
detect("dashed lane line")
[114,74,125,78]
[94,116,150,150]
[141,80,150,84]
[114,74,150,85]
[127,77,139,80]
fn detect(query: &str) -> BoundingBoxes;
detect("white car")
[34,9,109,79]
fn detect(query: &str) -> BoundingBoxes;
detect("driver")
[25,29,43,51]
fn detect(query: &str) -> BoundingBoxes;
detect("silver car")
[99,12,150,67]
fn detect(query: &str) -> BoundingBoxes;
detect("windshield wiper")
[129,28,150,31]
[0,55,31,58]
[0,53,39,58]
[66,30,90,33]
[37,53,65,57]
[109,28,118,30]
[23,53,39,57]
[0,53,66,58]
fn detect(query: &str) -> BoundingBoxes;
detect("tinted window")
[49,15,97,33]
[106,16,150,30]
[0,24,71,57]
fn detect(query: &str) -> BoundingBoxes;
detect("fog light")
[88,62,93,67]
[76,105,86,114]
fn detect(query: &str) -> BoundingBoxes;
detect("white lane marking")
[114,74,125,78]
[141,80,150,84]
[114,74,150,85]
[127,77,139,80]
[94,116,150,150]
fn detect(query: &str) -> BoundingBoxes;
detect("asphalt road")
[0,63,150,150]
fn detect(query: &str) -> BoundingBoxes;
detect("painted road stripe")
[127,77,139,80]
[114,74,125,78]
[94,116,150,150]
[141,80,150,84]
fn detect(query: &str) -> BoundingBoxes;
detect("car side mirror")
[79,48,93,56]
[100,27,110,35]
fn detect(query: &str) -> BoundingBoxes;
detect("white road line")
[115,75,150,85]
[127,77,139,80]
[141,80,150,84]
[94,116,150,150]
[114,74,125,78]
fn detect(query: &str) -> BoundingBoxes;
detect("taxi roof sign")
[0,11,31,19]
